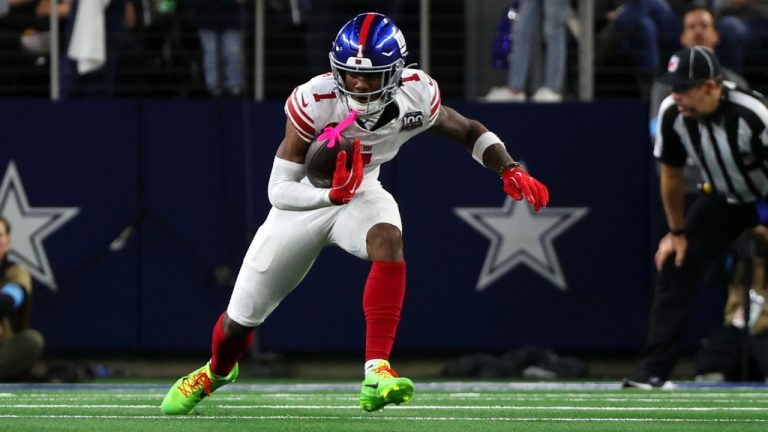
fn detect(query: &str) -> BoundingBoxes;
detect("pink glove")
[329,138,363,205]
[502,166,549,211]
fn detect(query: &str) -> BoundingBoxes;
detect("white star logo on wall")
[0,161,80,291]
[454,196,588,292]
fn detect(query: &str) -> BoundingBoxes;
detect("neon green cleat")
[359,360,414,412]
[160,361,239,415]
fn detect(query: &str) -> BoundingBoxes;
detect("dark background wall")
[0,100,727,356]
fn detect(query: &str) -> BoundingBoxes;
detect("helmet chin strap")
[346,95,385,116]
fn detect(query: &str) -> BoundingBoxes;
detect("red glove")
[502,166,549,211]
[329,138,363,205]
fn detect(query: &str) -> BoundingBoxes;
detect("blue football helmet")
[329,13,408,115]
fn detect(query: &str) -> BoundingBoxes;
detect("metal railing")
[18,0,758,102]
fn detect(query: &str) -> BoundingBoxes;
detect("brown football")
[304,135,355,188]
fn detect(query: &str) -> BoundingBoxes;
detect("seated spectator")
[0,216,44,382]
[596,0,681,98]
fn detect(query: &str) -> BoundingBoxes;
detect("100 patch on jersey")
[401,111,424,131]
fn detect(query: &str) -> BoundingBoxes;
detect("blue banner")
[0,100,718,355]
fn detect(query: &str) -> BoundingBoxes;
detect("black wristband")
[670,228,686,236]
[498,161,521,176]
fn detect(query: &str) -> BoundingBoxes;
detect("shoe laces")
[372,363,399,379]
[178,370,212,398]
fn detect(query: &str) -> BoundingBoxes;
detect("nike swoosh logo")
[364,383,379,389]
[300,93,309,108]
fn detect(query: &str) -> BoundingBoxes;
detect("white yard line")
[1,403,766,411]
[0,414,766,423]
[7,394,768,405]
[3,381,767,392]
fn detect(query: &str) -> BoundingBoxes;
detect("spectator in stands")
[60,0,127,98]
[596,0,681,99]
[0,216,44,381]
[0,0,71,97]
[185,0,246,97]
[695,226,768,382]
[21,0,72,55]
[485,0,569,102]
[0,0,35,96]
[713,0,768,77]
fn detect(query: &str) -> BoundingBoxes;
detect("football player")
[161,12,549,415]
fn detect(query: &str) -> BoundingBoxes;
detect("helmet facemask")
[330,54,405,116]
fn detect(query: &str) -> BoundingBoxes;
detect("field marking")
[2,403,767,412]
[2,381,767,392]
[0,414,766,423]
[5,394,768,405]
[423,393,768,399]
[9,391,768,400]
[0,404,158,409]
[218,404,768,411]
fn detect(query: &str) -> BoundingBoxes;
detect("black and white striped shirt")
[654,86,768,204]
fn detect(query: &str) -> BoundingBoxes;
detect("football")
[304,135,355,188]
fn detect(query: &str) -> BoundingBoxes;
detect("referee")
[624,46,768,389]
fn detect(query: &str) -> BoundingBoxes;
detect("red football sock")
[363,260,406,361]
[210,311,255,377]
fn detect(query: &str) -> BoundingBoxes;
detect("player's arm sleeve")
[267,157,333,211]
[653,98,687,167]
[284,86,317,143]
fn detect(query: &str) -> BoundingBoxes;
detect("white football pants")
[227,185,402,327]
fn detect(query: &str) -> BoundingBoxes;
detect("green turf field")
[1,381,767,431]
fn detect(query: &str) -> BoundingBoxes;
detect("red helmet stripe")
[356,13,376,57]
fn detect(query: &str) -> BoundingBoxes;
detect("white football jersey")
[284,68,441,188]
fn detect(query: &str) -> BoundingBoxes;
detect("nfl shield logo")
[667,55,680,72]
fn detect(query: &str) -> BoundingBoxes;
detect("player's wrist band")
[670,228,686,236]
[498,161,521,176]
[472,131,503,164]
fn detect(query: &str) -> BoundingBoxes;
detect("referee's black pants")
[638,193,759,381]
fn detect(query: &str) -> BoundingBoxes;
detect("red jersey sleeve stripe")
[291,88,313,125]
[430,78,440,108]
[285,103,315,142]
[431,95,441,116]
[285,96,314,140]
[287,117,314,142]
